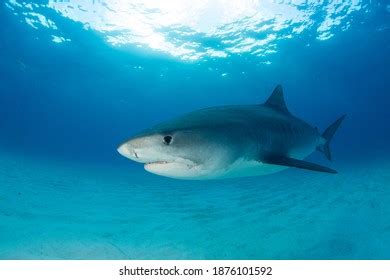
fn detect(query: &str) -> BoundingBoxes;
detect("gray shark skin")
[118,85,345,180]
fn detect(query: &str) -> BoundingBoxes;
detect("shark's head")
[117,121,237,179]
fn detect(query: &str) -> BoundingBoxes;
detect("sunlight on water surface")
[6,0,364,60]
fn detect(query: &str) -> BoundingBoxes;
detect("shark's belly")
[222,160,288,178]
[219,159,288,179]
[215,147,315,179]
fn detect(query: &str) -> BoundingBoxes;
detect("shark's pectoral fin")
[262,155,337,174]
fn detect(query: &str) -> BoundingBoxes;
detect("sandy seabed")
[0,153,389,259]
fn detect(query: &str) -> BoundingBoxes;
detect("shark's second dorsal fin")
[263,85,290,115]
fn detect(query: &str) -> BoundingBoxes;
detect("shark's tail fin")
[317,115,346,161]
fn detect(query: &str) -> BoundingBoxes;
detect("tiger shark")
[117,85,345,180]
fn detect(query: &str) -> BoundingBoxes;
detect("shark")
[117,85,345,180]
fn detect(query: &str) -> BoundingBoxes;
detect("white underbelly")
[219,159,287,179]
[215,148,315,179]
[168,146,317,180]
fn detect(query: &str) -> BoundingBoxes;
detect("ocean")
[0,0,389,259]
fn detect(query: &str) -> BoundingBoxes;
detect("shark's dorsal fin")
[263,85,290,115]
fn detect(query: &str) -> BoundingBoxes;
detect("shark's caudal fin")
[263,85,291,115]
[317,115,346,161]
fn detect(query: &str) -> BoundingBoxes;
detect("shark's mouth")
[146,161,169,165]
[145,161,170,167]
[144,159,197,169]
[144,159,203,178]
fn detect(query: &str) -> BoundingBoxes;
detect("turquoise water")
[1,1,390,259]
[1,153,390,259]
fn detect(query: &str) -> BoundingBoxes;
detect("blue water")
[1,0,390,259]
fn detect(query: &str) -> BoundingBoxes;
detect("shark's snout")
[117,136,162,164]
[117,141,140,160]
[117,143,131,158]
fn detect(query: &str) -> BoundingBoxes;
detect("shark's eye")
[163,135,172,145]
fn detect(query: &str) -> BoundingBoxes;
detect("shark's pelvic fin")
[263,85,291,115]
[262,155,337,174]
[317,114,346,161]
